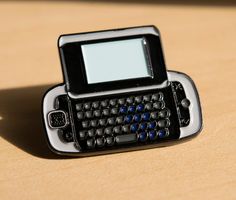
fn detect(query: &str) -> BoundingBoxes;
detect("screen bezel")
[59,30,168,95]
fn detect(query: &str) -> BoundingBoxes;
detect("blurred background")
[0,1,235,200]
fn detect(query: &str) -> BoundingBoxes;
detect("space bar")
[116,134,137,144]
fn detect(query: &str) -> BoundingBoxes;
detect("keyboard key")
[90,119,98,127]
[150,111,158,119]
[116,116,123,124]
[153,101,165,110]
[99,118,107,126]
[143,94,151,102]
[152,92,163,101]
[113,126,122,134]
[115,134,137,144]
[79,131,87,140]
[128,105,136,113]
[109,99,117,107]
[133,114,141,122]
[118,98,125,105]
[159,108,171,118]
[77,112,84,120]
[101,100,108,107]
[124,115,133,124]
[104,127,113,135]
[122,125,130,133]
[111,107,119,115]
[92,101,100,109]
[137,104,144,112]
[130,123,139,132]
[145,103,153,111]
[102,108,110,116]
[135,96,143,103]
[157,119,170,128]
[139,132,147,142]
[140,122,147,131]
[82,121,89,128]
[88,129,95,137]
[148,121,156,129]
[126,97,134,104]
[87,138,95,149]
[96,128,104,136]
[96,137,105,147]
[119,106,128,114]
[149,130,157,140]
[158,129,169,138]
[84,102,91,110]
[106,136,114,146]
[142,113,150,121]
[93,110,101,118]
[108,117,116,125]
[75,103,83,111]
[85,111,93,118]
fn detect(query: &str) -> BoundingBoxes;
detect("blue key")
[137,104,144,112]
[148,121,156,129]
[139,132,147,142]
[149,130,157,140]
[140,123,147,131]
[119,106,127,114]
[133,114,141,122]
[130,123,139,132]
[124,115,133,124]
[158,129,167,138]
[142,112,150,121]
[128,105,136,113]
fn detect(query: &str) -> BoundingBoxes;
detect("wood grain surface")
[0,1,235,200]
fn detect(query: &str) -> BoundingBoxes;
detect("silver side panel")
[59,26,159,47]
[43,85,80,153]
[168,71,202,138]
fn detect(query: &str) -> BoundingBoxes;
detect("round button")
[119,106,128,114]
[140,122,147,131]
[96,138,105,147]
[130,123,139,132]
[88,129,95,137]
[181,98,191,108]
[149,130,157,141]
[133,114,141,122]
[137,104,145,112]
[106,137,114,146]
[159,108,171,118]
[139,132,147,142]
[122,125,130,133]
[158,129,169,138]
[128,105,136,113]
[87,138,95,149]
[148,121,156,129]
[124,115,133,124]
[104,127,113,135]
[142,113,150,121]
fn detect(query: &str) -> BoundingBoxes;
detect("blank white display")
[81,38,152,84]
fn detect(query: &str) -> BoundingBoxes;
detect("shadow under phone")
[0,84,72,159]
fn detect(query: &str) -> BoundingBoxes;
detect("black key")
[82,121,89,128]
[85,111,93,119]
[157,119,170,128]
[87,138,95,149]
[103,109,110,116]
[84,102,91,110]
[106,137,114,146]
[145,103,153,111]
[126,97,134,104]
[116,116,123,124]
[96,128,104,136]
[111,108,119,115]
[92,101,100,109]
[181,98,191,109]
[153,101,165,110]
[152,92,163,101]
[75,103,83,111]
[79,131,87,140]
[118,98,125,105]
[122,124,130,133]
[99,118,107,126]
[109,99,117,107]
[159,108,171,118]
[96,137,105,147]
[90,119,98,127]
[101,100,108,107]
[113,126,121,134]
[48,111,68,128]
[104,127,113,135]
[108,117,116,125]
[88,129,95,137]
[143,95,151,102]
[135,96,143,103]
[150,111,158,119]
[93,110,101,118]
[116,134,137,144]
[77,112,84,120]
[61,130,73,142]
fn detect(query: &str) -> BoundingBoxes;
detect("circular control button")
[181,98,191,108]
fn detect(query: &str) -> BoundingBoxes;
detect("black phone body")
[42,26,202,156]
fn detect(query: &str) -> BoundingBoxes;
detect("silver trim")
[59,26,159,47]
[47,110,69,129]
[68,80,168,99]
[43,85,80,153]
[167,71,202,138]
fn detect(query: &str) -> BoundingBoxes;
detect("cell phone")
[42,25,202,156]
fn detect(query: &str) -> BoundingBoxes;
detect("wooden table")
[0,1,235,199]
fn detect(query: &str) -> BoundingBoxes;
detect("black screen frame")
[59,30,168,95]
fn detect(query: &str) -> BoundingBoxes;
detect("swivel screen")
[81,38,153,84]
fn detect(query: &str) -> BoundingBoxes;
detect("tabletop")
[0,1,236,200]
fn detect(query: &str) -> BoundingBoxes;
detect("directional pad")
[48,110,68,128]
